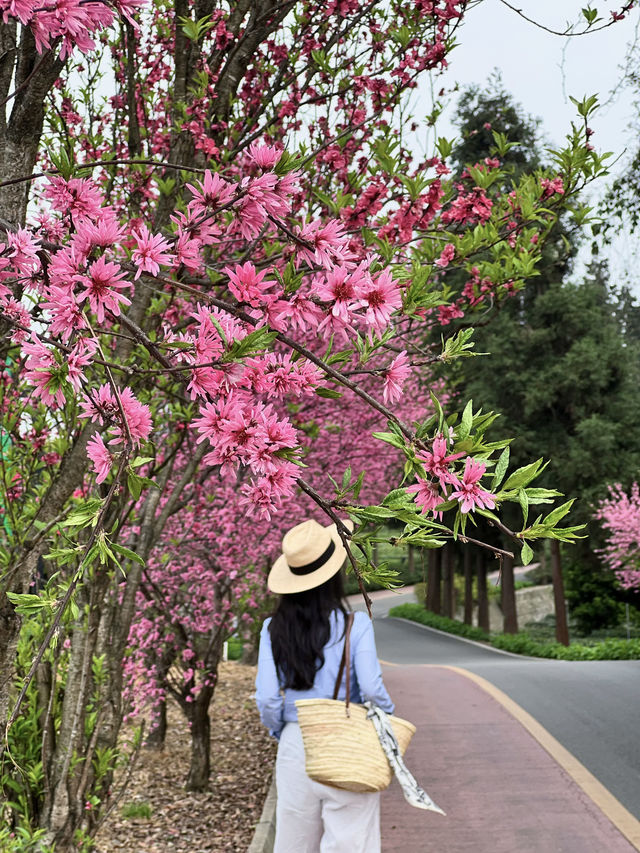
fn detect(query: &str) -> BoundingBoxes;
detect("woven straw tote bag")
[295,612,415,793]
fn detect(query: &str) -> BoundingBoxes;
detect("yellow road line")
[443,665,640,851]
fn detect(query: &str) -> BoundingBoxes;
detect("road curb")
[247,773,276,853]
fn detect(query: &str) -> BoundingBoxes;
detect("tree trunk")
[501,553,518,634]
[185,686,214,792]
[0,32,64,227]
[146,697,168,749]
[145,647,176,748]
[442,542,454,619]
[476,552,489,633]
[426,549,441,614]
[550,540,570,646]
[463,548,473,625]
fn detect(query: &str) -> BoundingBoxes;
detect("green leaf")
[382,488,413,507]
[430,391,445,432]
[503,459,545,492]
[111,542,145,567]
[127,470,143,501]
[61,499,104,529]
[372,431,406,450]
[131,456,153,469]
[543,499,575,527]
[6,592,49,615]
[352,471,365,501]
[316,387,343,399]
[458,399,473,441]
[518,488,529,525]
[491,446,510,490]
[178,13,214,42]
[520,542,534,566]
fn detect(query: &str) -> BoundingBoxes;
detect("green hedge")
[388,603,640,660]
[388,603,488,641]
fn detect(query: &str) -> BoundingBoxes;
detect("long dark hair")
[269,570,348,691]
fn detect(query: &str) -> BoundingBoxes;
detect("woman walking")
[255,518,394,853]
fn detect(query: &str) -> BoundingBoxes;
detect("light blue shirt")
[255,609,394,739]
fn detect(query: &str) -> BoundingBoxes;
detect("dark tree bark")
[501,553,518,634]
[441,542,454,619]
[426,549,441,614]
[550,540,570,646]
[146,698,167,749]
[476,552,489,633]
[185,686,214,792]
[145,649,176,749]
[0,29,64,226]
[463,547,473,625]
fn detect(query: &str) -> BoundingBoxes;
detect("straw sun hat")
[267,518,353,594]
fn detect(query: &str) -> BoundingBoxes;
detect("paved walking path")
[380,664,640,853]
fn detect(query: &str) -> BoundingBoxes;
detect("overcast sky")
[436,0,639,163]
[424,0,640,288]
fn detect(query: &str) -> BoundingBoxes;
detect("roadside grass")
[388,603,640,660]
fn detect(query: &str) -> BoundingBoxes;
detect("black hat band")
[288,540,336,576]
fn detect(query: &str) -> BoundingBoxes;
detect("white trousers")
[274,722,381,853]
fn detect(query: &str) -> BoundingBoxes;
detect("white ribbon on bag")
[364,701,446,815]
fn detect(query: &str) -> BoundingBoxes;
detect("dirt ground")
[95,662,276,853]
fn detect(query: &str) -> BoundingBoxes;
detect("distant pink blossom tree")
[596,484,640,591]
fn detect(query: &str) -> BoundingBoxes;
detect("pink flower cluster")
[407,435,496,516]
[0,0,146,59]
[80,385,152,483]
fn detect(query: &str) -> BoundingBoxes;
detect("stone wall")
[456,584,555,632]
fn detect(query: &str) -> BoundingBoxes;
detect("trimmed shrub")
[389,604,640,660]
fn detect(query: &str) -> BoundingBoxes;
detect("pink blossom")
[2,0,33,25]
[22,334,66,408]
[66,338,97,391]
[130,225,173,280]
[449,457,496,514]
[1,298,31,343]
[43,177,104,223]
[223,262,271,307]
[42,284,87,342]
[295,219,351,269]
[596,483,640,590]
[235,172,290,239]
[71,213,125,255]
[75,256,131,322]
[382,351,410,404]
[274,292,323,333]
[186,170,235,216]
[79,384,152,447]
[540,176,565,199]
[361,269,402,335]
[7,228,41,276]
[406,478,443,516]
[438,304,465,325]
[418,435,464,490]
[114,0,145,27]
[248,142,281,170]
[434,243,455,268]
[87,433,113,484]
[314,265,364,323]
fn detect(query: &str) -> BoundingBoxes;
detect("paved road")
[357,598,640,822]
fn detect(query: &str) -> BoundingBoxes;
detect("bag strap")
[332,611,354,710]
